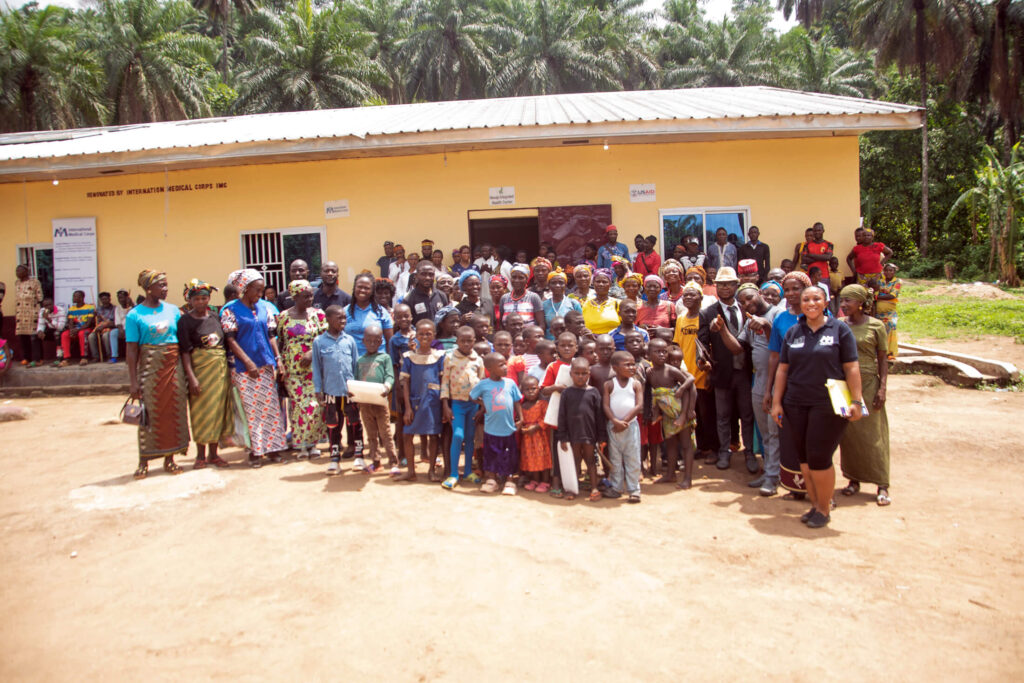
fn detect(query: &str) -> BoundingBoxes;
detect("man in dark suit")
[698,267,756,473]
[737,225,770,283]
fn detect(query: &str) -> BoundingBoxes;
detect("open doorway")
[469,214,539,262]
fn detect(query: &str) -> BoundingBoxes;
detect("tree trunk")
[222,12,230,81]
[916,1,929,257]
[1002,206,1020,287]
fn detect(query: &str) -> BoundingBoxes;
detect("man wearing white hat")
[698,267,757,473]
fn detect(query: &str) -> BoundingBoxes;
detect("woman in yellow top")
[581,269,620,334]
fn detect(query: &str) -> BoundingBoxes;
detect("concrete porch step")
[0,362,129,397]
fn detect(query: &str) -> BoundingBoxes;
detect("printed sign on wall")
[489,186,515,206]
[52,217,98,308]
[629,183,656,203]
[325,199,350,219]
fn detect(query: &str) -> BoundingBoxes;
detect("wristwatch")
[851,400,866,408]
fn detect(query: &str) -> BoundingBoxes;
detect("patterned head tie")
[288,279,313,297]
[183,278,217,300]
[227,268,264,291]
[138,269,167,290]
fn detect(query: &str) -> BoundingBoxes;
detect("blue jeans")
[449,399,476,478]
[607,419,641,496]
[751,392,780,482]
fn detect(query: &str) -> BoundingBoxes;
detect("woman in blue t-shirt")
[770,285,864,530]
[221,268,288,467]
[125,269,188,480]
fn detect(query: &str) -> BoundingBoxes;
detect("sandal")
[133,462,148,480]
[163,457,183,475]
[588,489,602,502]
[841,481,860,496]
[79,358,89,366]
[208,455,230,468]
[193,456,208,470]
[248,455,263,469]
[536,482,551,493]
[565,493,576,501]
[877,488,891,506]
[441,476,458,490]
[524,480,538,491]
[549,487,564,499]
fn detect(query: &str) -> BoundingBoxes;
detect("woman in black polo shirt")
[771,286,864,529]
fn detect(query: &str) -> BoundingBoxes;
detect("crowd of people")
[1,223,900,528]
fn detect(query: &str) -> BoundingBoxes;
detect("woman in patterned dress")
[873,263,901,359]
[221,269,287,468]
[276,280,327,458]
[14,264,43,364]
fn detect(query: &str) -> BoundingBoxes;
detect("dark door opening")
[469,216,540,262]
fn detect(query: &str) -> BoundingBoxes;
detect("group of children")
[312,300,697,503]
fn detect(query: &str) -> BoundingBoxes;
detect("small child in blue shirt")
[470,353,523,495]
[312,305,358,474]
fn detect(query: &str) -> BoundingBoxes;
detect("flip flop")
[441,476,458,490]
[588,489,602,502]
[841,482,860,496]
[877,489,891,506]
[535,482,551,493]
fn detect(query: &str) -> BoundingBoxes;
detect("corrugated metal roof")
[0,87,921,178]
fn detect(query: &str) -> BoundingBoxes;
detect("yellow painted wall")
[0,135,860,306]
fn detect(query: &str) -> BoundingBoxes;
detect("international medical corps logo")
[54,227,69,237]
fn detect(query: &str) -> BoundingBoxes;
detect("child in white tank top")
[602,351,644,502]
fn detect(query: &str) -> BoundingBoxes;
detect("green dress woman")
[838,284,891,506]
[276,280,328,457]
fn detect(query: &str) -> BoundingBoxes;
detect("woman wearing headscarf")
[500,263,545,330]
[759,280,783,307]
[177,279,233,469]
[569,264,595,303]
[620,272,643,306]
[541,269,582,339]
[456,270,484,323]
[838,284,891,506]
[529,257,553,299]
[658,260,686,312]
[276,279,328,459]
[609,255,630,298]
[221,268,287,468]
[873,263,901,359]
[637,274,675,338]
[126,269,189,479]
[581,269,621,335]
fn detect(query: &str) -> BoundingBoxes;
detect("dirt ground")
[2,373,1023,681]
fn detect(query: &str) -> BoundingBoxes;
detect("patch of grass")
[900,294,1024,343]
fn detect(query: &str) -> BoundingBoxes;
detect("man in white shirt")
[388,244,410,282]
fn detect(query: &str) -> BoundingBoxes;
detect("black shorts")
[779,402,847,471]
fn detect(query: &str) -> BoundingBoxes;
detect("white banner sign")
[629,183,656,203]
[325,199,350,219]
[489,186,515,206]
[52,217,98,308]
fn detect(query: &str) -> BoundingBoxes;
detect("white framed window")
[658,206,750,260]
[16,242,54,299]
[239,227,327,295]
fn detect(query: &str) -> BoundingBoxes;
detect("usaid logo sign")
[629,183,656,203]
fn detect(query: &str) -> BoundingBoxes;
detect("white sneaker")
[307,446,320,460]
[353,457,366,472]
[326,461,339,475]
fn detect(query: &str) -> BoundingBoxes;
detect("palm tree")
[234,0,382,113]
[778,0,831,30]
[782,29,875,97]
[402,0,507,100]
[97,0,216,124]
[664,16,776,88]
[582,0,659,90]
[191,0,257,80]
[490,0,621,96]
[0,5,108,132]
[854,0,975,256]
[946,143,1024,285]
[954,0,1024,158]
[344,0,413,104]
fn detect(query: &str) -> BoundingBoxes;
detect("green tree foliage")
[97,0,217,124]
[0,5,108,132]
[234,0,382,113]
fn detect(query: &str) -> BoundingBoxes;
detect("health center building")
[0,86,920,307]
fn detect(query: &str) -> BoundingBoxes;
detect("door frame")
[238,226,327,269]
